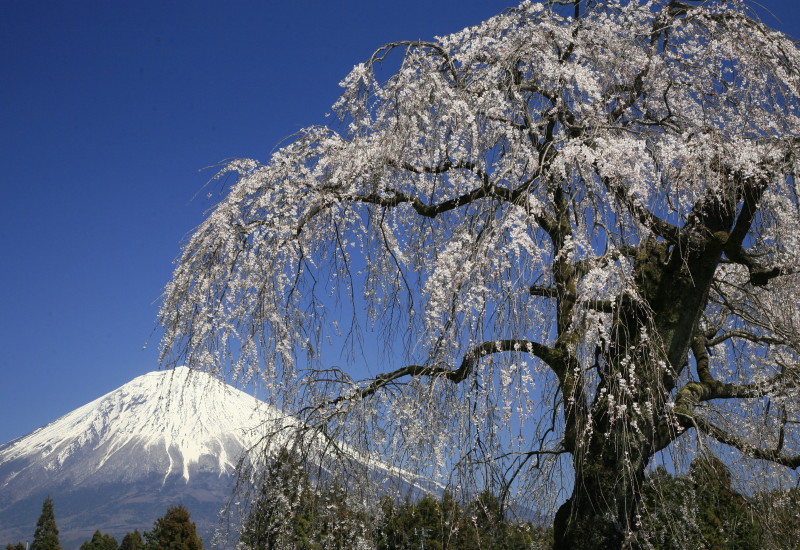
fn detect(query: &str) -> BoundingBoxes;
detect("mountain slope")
[0,367,284,548]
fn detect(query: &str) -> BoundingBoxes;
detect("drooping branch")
[529,285,615,313]
[367,40,462,88]
[706,329,785,348]
[723,246,790,287]
[529,285,559,298]
[683,414,800,468]
[602,176,682,243]
[352,158,539,219]
[322,338,559,408]
[239,156,539,238]
[717,177,793,286]
[668,336,800,467]
[685,334,776,401]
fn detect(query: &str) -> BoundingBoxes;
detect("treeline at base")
[237,450,800,550]
[6,453,800,549]
[5,499,203,550]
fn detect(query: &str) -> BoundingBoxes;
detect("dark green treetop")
[240,448,369,550]
[145,505,203,550]
[119,531,144,550]
[30,497,61,550]
[376,490,549,550]
[80,531,118,550]
[638,457,762,549]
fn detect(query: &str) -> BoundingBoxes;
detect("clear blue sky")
[0,0,797,444]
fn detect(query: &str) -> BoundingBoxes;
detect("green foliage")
[242,453,552,550]
[242,472,547,550]
[689,456,761,549]
[31,497,62,550]
[80,531,118,550]
[377,494,450,550]
[638,457,762,549]
[376,490,550,550]
[6,543,25,550]
[119,531,144,550]
[239,449,316,549]
[749,487,800,550]
[239,449,369,550]
[144,505,204,550]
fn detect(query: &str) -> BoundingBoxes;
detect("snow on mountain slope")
[0,367,436,548]
[0,367,284,494]
[0,367,300,547]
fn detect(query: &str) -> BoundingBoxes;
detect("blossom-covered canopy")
[161,1,800,546]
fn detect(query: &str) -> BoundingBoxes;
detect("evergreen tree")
[145,505,203,550]
[240,449,370,550]
[689,456,761,549]
[313,481,370,550]
[638,458,762,549]
[376,491,548,550]
[119,531,144,550]
[240,449,316,549]
[30,497,61,550]
[751,487,800,550]
[638,466,694,549]
[449,492,539,550]
[80,531,118,550]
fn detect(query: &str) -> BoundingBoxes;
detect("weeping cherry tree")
[160,0,800,547]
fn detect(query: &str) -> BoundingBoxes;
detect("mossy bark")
[553,216,732,548]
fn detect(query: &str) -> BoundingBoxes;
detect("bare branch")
[682,414,800,469]
[325,338,559,407]
[706,328,785,348]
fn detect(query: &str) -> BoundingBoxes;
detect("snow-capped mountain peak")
[0,367,431,547]
[0,367,290,546]
[0,367,279,488]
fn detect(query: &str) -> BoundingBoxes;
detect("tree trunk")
[552,232,730,549]
[553,454,647,550]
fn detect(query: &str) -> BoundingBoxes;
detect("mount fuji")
[0,367,290,548]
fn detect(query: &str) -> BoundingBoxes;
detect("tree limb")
[681,413,800,468]
[706,328,784,348]
[324,338,559,407]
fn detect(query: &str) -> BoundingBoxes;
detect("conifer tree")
[639,457,763,549]
[240,448,372,549]
[80,530,118,550]
[240,449,313,549]
[30,497,61,550]
[689,456,762,549]
[376,491,548,549]
[752,486,800,550]
[145,505,203,550]
[119,531,144,550]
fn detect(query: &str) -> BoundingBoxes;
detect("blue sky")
[1,0,798,444]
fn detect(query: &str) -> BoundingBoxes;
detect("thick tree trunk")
[552,454,648,550]
[551,234,728,549]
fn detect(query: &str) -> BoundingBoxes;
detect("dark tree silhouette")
[80,531,118,550]
[119,531,144,550]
